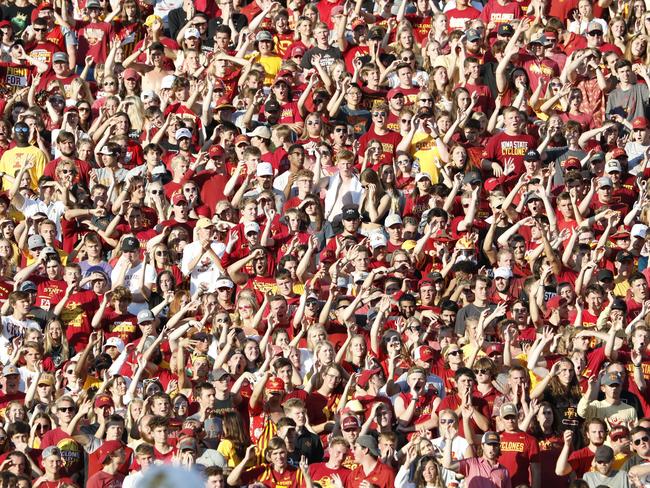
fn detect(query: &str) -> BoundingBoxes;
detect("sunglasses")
[58,406,76,412]
[447,350,461,356]
[474,368,489,375]
[439,419,454,424]
[634,436,650,445]
[150,189,162,195]
[372,112,387,117]
[34,28,47,32]
[104,81,116,86]
[14,126,28,133]
[419,98,433,103]
[588,30,602,36]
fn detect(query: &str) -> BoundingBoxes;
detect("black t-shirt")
[300,46,342,70]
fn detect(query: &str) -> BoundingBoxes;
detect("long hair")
[413,455,444,488]
[221,411,251,459]
[43,318,70,365]
[547,357,583,401]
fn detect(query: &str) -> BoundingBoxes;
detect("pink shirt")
[458,456,512,488]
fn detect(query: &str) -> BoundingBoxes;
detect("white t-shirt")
[111,262,157,315]
[431,436,470,488]
[0,316,40,363]
[181,240,226,294]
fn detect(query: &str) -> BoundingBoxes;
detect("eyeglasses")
[150,189,162,195]
[60,169,74,174]
[633,436,650,445]
[474,368,489,375]
[513,308,527,313]
[372,112,387,117]
[402,56,414,61]
[78,107,90,112]
[155,251,168,256]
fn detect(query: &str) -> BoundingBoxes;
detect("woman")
[29,412,52,449]
[217,411,252,467]
[403,172,433,222]
[428,65,452,113]
[172,394,189,421]
[126,398,144,442]
[396,452,445,488]
[43,319,71,371]
[300,195,332,250]
[379,164,404,215]
[607,16,628,53]
[233,290,261,334]
[359,168,391,224]
[473,357,501,414]
[150,243,183,285]
[530,358,583,437]
[306,363,344,443]
[625,34,650,66]
[339,334,367,374]
[297,113,327,146]
[442,144,469,177]
[105,375,128,417]
[243,338,262,372]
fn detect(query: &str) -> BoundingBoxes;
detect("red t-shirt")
[309,463,350,488]
[60,290,100,351]
[86,470,125,488]
[346,460,395,488]
[446,7,481,31]
[498,430,540,486]
[480,0,523,28]
[101,308,140,344]
[76,20,113,64]
[568,446,594,478]
[40,428,83,477]
[482,132,538,174]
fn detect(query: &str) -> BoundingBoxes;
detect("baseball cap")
[215,278,234,289]
[415,172,432,183]
[28,234,46,250]
[605,160,622,173]
[385,214,403,227]
[244,221,260,235]
[597,269,614,281]
[632,224,648,239]
[38,373,55,386]
[196,217,214,230]
[2,365,19,377]
[137,309,155,324]
[121,236,139,252]
[248,126,272,140]
[213,368,230,381]
[594,444,614,463]
[524,149,541,161]
[481,431,501,445]
[610,425,630,441]
[602,371,623,386]
[160,75,176,89]
[598,176,613,188]
[499,403,518,418]
[96,440,123,464]
[387,88,405,100]
[562,157,581,170]
[498,23,514,36]
[290,45,306,57]
[590,151,605,163]
[234,134,249,146]
[98,145,117,156]
[19,281,37,292]
[184,27,200,39]
[0,20,12,29]
[466,29,481,42]
[633,117,649,130]
[175,128,192,140]
[413,345,435,362]
[463,170,482,185]
[264,100,281,113]
[341,416,361,431]
[369,233,387,249]
[356,435,380,456]
[42,446,62,459]
[351,18,365,30]
[103,337,125,353]
[587,20,603,32]
[52,52,68,63]
[493,267,513,279]
[94,393,114,409]
[144,15,162,27]
[342,205,360,221]
[171,193,188,206]
[178,437,198,452]
[265,376,285,393]
[208,145,224,159]
[357,368,382,388]
[484,177,501,192]
[256,162,274,177]
[86,0,101,8]
[255,30,273,42]
[123,68,140,81]
[141,90,157,102]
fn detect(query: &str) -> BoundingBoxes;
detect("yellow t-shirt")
[247,53,282,86]
[217,438,245,467]
[0,145,47,190]
[410,132,440,183]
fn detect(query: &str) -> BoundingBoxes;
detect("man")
[283,398,324,463]
[316,152,363,224]
[556,418,608,478]
[481,106,537,176]
[86,440,126,488]
[110,236,156,316]
[455,276,496,336]
[188,382,217,422]
[0,121,46,189]
[181,217,226,294]
[32,446,77,488]
[0,291,41,363]
[606,59,650,121]
[301,22,342,70]
[497,403,541,488]
[308,437,350,487]
[577,371,638,428]
[583,445,629,488]
[358,103,401,167]
[626,116,650,171]
[122,443,156,488]
[443,430,511,488]
[346,435,395,488]
[40,396,85,480]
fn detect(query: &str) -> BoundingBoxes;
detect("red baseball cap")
[633,117,649,130]
[357,368,382,388]
[94,393,114,409]
[341,415,361,431]
[562,157,581,170]
[387,88,405,100]
[413,345,435,362]
[265,376,285,393]
[234,134,249,146]
[610,147,627,159]
[123,68,140,81]
[208,145,224,158]
[171,193,187,206]
[96,440,123,464]
[484,177,501,192]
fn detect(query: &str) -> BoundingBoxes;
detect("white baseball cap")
[256,162,274,177]
[244,222,260,234]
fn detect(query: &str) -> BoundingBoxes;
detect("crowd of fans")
[2,0,650,486]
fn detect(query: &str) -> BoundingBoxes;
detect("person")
[345,435,395,488]
[582,445,630,488]
[442,429,511,488]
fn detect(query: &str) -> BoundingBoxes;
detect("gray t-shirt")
[606,83,650,121]
[582,469,629,488]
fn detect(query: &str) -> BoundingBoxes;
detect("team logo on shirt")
[85,28,105,46]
